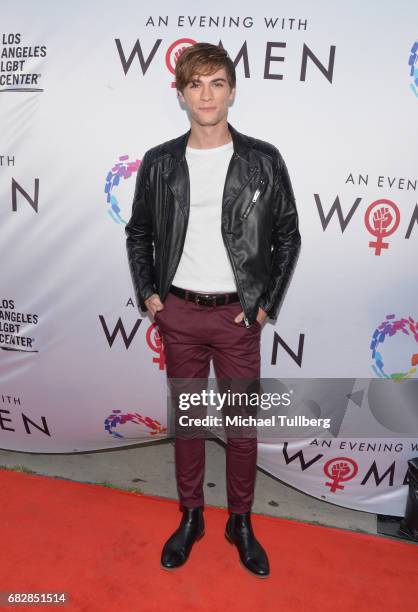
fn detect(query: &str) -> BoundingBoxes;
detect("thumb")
[153,298,164,312]
[234,311,244,324]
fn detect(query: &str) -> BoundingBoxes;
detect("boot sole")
[224,530,270,579]
[160,530,205,571]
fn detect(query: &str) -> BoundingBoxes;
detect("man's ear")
[177,89,185,102]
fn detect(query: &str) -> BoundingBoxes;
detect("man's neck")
[187,120,232,149]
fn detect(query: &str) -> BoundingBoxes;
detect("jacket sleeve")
[258,150,301,320]
[125,151,157,312]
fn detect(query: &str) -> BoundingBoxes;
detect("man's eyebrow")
[190,77,227,83]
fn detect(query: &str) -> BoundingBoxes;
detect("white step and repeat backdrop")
[1,0,417,515]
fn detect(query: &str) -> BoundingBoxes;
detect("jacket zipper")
[241,178,265,219]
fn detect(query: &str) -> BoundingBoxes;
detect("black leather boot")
[225,512,270,577]
[160,506,205,570]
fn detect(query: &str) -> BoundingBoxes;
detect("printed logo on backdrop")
[165,38,196,88]
[146,323,165,370]
[0,33,47,93]
[280,441,413,496]
[314,172,418,255]
[105,409,166,438]
[365,313,418,447]
[98,299,166,370]
[364,199,400,255]
[115,15,336,87]
[371,314,418,380]
[104,155,141,224]
[323,457,358,492]
[408,41,418,98]
[0,299,39,353]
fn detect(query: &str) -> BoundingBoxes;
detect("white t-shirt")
[171,140,237,292]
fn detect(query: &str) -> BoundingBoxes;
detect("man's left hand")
[234,307,268,325]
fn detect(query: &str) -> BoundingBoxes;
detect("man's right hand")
[145,293,164,319]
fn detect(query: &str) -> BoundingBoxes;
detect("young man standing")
[125,42,301,578]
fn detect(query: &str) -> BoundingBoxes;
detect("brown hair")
[175,42,236,92]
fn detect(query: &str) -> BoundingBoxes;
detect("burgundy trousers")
[155,289,261,514]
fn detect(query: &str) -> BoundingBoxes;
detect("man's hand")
[145,293,164,319]
[234,307,268,325]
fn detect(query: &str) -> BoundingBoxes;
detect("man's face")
[177,66,235,127]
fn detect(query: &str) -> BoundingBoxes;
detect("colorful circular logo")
[105,409,167,439]
[408,41,418,97]
[371,314,418,379]
[104,155,141,224]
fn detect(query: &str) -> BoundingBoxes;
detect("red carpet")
[1,467,417,611]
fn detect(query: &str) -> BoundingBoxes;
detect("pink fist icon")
[174,46,188,64]
[324,457,358,492]
[330,461,351,480]
[373,206,393,233]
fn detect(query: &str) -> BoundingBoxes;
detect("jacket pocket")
[241,177,267,219]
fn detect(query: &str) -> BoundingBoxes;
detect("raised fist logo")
[174,46,188,65]
[165,38,197,86]
[365,199,400,255]
[324,457,358,492]
[330,461,351,481]
[373,206,393,233]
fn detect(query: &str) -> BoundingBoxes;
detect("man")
[125,42,301,578]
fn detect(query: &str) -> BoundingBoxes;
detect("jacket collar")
[164,121,254,161]
[161,121,258,214]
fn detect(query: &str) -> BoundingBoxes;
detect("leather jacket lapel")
[162,121,257,215]
[162,158,190,216]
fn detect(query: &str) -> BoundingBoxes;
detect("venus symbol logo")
[364,199,400,255]
[323,457,358,492]
[146,322,166,370]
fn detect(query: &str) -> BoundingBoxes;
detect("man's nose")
[200,85,213,100]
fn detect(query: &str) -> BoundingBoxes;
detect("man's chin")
[193,114,226,127]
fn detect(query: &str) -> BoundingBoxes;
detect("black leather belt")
[169,285,240,307]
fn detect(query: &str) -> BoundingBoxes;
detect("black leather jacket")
[125,122,301,327]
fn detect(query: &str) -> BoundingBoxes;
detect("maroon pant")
[155,290,261,514]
